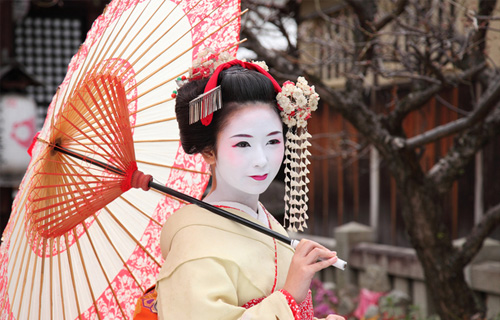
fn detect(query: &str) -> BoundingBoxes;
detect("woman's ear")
[201,149,216,165]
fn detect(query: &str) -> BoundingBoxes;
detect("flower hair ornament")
[179,51,319,232]
[279,78,319,232]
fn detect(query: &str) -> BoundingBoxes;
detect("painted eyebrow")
[230,131,282,138]
[268,131,282,137]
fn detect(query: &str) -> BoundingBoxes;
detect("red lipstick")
[251,174,268,181]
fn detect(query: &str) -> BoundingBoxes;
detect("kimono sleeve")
[156,257,295,320]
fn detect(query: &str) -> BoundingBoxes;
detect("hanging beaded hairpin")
[174,51,319,232]
[277,77,319,232]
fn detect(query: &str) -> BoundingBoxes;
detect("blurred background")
[1,0,500,319]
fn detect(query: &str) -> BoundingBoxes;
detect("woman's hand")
[283,239,338,303]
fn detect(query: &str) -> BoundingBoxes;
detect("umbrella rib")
[151,187,188,205]
[134,138,179,143]
[55,73,127,144]
[2,149,49,267]
[129,8,248,102]
[57,143,125,175]
[54,77,124,170]
[31,183,110,226]
[32,186,109,222]
[33,153,118,235]
[65,86,126,169]
[124,0,227,90]
[89,0,157,81]
[130,96,175,116]
[58,0,137,106]
[53,113,121,171]
[36,191,119,236]
[81,223,129,318]
[35,138,122,176]
[33,171,112,181]
[122,0,203,87]
[89,76,130,163]
[32,172,111,197]
[57,237,67,319]
[5,229,29,310]
[119,195,162,227]
[95,75,134,168]
[26,237,41,319]
[1,188,31,279]
[103,206,162,267]
[96,0,172,82]
[59,0,162,103]
[94,215,147,293]
[109,0,181,81]
[64,233,83,319]
[132,116,176,129]
[14,239,33,318]
[38,239,48,320]
[79,78,122,155]
[49,238,54,320]
[72,228,102,320]
[37,238,47,320]
[135,159,210,175]
[57,145,125,176]
[130,39,246,116]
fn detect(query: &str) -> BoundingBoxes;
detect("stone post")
[334,222,375,288]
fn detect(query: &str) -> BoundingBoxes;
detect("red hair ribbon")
[201,59,282,126]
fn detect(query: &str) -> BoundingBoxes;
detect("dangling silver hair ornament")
[278,77,319,232]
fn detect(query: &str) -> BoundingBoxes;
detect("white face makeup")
[208,103,284,207]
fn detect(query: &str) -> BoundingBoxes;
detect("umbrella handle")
[290,240,347,270]
[149,181,347,270]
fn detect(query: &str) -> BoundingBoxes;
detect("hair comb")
[188,85,222,125]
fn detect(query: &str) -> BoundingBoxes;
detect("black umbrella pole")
[150,181,347,270]
[53,145,289,244]
[149,181,292,245]
[52,146,346,267]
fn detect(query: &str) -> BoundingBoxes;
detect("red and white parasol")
[0,0,242,318]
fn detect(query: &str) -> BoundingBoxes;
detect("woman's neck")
[203,188,260,212]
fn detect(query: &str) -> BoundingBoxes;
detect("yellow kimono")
[156,204,303,320]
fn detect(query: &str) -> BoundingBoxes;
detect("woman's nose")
[253,147,268,167]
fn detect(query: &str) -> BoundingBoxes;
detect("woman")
[156,59,344,320]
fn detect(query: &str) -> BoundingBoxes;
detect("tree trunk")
[398,178,482,319]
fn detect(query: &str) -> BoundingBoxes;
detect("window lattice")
[15,17,82,129]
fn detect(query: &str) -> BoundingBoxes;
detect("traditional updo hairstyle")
[175,66,280,154]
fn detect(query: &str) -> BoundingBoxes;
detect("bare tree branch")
[385,63,486,130]
[428,104,500,192]
[454,202,500,268]
[404,69,499,149]
[305,71,396,155]
[372,0,409,31]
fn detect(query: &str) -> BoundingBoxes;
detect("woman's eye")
[234,141,250,148]
[268,139,281,145]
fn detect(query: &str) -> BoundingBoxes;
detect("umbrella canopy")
[0,0,242,319]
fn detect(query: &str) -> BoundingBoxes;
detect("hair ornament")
[189,58,281,126]
[279,76,319,232]
[179,49,319,232]
[189,48,236,81]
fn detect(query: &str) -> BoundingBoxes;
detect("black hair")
[175,65,279,154]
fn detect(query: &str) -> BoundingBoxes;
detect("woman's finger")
[307,246,337,261]
[294,239,330,254]
[294,240,335,263]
